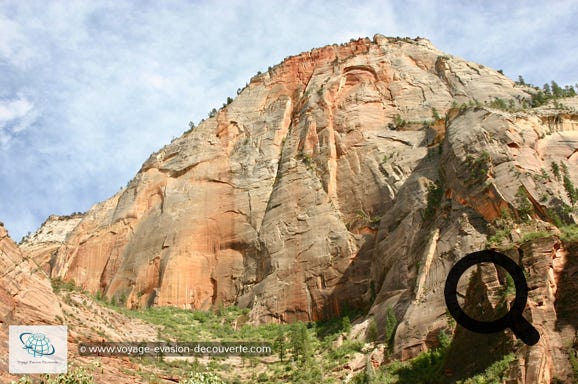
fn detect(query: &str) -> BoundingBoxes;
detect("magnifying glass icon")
[444,250,540,346]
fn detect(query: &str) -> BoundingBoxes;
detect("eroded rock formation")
[0,223,63,377]
[21,35,578,380]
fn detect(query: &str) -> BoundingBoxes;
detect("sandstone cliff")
[0,223,63,378]
[22,35,578,381]
[444,237,578,383]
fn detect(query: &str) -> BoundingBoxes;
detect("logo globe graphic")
[19,332,56,357]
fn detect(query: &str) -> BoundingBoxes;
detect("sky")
[0,0,577,241]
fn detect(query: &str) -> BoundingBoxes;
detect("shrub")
[551,162,561,179]
[14,366,96,384]
[342,316,352,334]
[366,319,378,342]
[51,278,77,293]
[560,225,578,242]
[515,186,534,221]
[457,353,515,384]
[384,306,398,351]
[466,151,491,182]
[563,175,578,205]
[181,371,226,384]
[569,347,578,380]
[424,181,444,220]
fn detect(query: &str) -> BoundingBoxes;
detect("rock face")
[0,223,63,377]
[0,223,62,325]
[445,237,578,383]
[23,35,578,379]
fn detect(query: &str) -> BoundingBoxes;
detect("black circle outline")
[444,250,540,345]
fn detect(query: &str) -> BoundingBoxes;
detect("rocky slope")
[444,236,578,383]
[0,223,63,380]
[21,35,578,382]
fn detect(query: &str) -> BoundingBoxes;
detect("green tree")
[516,186,534,220]
[273,328,286,362]
[551,161,561,180]
[384,305,398,350]
[366,319,378,342]
[342,315,352,334]
[290,322,312,364]
[563,175,577,205]
[551,80,563,98]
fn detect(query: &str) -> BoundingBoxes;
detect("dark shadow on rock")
[443,265,513,382]
[555,241,578,350]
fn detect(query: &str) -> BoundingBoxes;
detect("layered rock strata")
[22,36,578,372]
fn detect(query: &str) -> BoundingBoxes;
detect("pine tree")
[384,305,398,350]
[551,80,563,98]
[274,328,286,362]
[290,322,312,364]
[342,315,352,333]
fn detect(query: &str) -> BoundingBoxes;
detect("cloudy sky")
[1,0,577,241]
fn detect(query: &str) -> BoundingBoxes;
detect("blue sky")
[1,0,577,241]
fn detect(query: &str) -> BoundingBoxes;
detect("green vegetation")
[389,114,407,130]
[488,97,508,110]
[515,186,534,221]
[115,306,370,383]
[366,318,378,342]
[521,231,552,243]
[28,287,529,384]
[560,225,578,242]
[357,209,381,229]
[569,347,578,381]
[486,208,515,247]
[515,78,577,107]
[528,81,576,108]
[354,330,453,384]
[450,78,576,114]
[383,305,398,352]
[551,161,561,180]
[342,315,352,333]
[456,353,515,384]
[424,181,444,220]
[563,175,578,205]
[465,151,491,182]
[13,365,95,384]
[185,121,196,133]
[51,278,78,293]
[297,151,315,170]
[182,371,226,384]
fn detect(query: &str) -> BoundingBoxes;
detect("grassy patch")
[424,181,444,221]
[521,231,552,243]
[51,278,79,293]
[560,225,578,242]
[457,353,515,384]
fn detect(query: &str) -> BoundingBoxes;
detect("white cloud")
[0,96,37,145]
[0,0,576,240]
[0,15,36,67]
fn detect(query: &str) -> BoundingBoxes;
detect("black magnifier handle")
[509,315,540,346]
[445,250,540,346]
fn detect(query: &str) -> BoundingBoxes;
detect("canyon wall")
[20,35,578,379]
